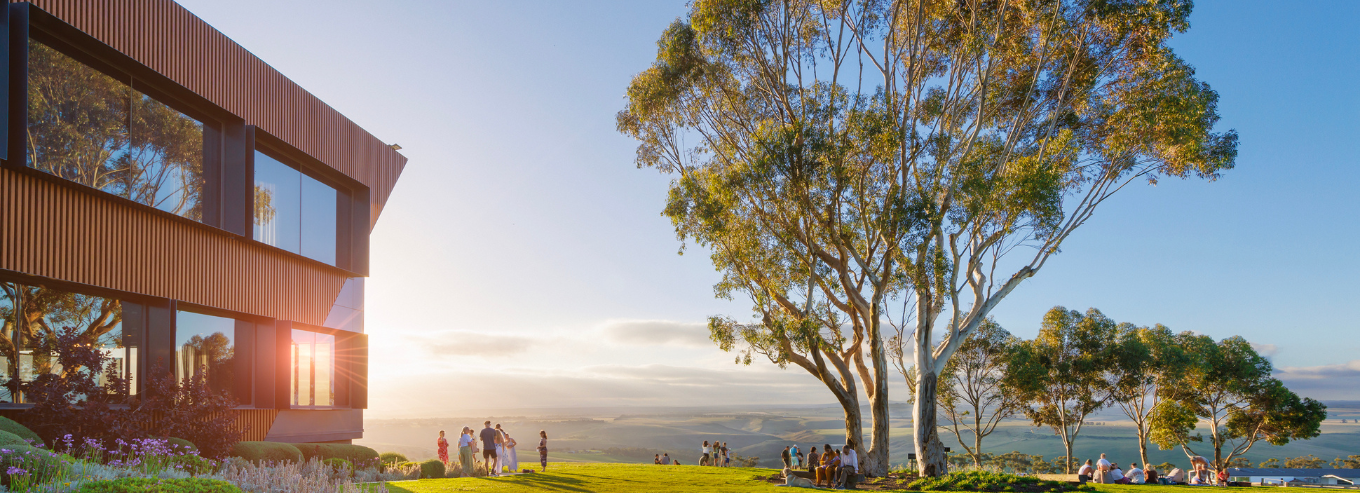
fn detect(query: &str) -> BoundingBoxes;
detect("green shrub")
[0,444,67,487]
[77,477,241,492]
[380,451,408,464]
[297,443,380,467]
[323,457,353,473]
[173,453,214,475]
[908,471,1068,492]
[0,430,30,448]
[419,458,445,479]
[228,441,303,464]
[161,437,198,454]
[0,417,42,448]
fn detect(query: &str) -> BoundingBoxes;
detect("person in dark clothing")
[479,420,499,476]
[781,446,792,469]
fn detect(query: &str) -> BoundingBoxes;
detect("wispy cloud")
[1274,359,1360,401]
[1276,360,1360,379]
[600,319,712,348]
[404,331,538,358]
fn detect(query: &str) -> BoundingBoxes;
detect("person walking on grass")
[479,421,499,477]
[700,440,711,466]
[458,427,475,477]
[782,446,792,469]
[537,430,549,471]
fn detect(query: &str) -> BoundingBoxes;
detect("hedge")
[0,417,42,448]
[77,477,241,492]
[0,430,31,448]
[161,437,198,454]
[379,451,408,464]
[419,459,445,479]
[297,443,379,466]
[229,441,303,464]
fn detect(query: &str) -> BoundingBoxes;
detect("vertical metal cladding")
[15,0,407,228]
[0,168,347,326]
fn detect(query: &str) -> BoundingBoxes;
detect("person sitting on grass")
[661,453,672,465]
[1096,453,1112,484]
[655,454,662,464]
[1216,469,1229,486]
[1146,465,1159,484]
[1167,465,1185,485]
[1078,460,1094,483]
[1110,463,1127,484]
[1127,463,1145,484]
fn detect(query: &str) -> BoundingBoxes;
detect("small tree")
[1149,334,1326,470]
[1284,455,1326,469]
[131,362,240,459]
[21,326,136,445]
[1104,324,1191,467]
[1006,307,1114,473]
[1332,456,1360,469]
[1258,458,1280,468]
[936,318,1022,467]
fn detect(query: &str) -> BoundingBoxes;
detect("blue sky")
[176,0,1360,417]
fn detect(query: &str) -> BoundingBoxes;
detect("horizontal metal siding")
[16,0,407,228]
[0,168,346,325]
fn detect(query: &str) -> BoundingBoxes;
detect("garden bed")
[755,470,1092,492]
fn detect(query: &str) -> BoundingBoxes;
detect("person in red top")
[436,430,450,465]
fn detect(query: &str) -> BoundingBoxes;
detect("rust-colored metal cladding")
[13,0,407,229]
[0,168,348,326]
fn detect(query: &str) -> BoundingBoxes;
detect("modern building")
[1227,468,1360,486]
[0,1,406,443]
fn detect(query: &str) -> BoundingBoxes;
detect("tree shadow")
[492,473,593,492]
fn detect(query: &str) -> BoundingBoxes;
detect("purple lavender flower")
[6,466,26,476]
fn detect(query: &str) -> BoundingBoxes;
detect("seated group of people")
[1077,454,1220,486]
[785,439,859,489]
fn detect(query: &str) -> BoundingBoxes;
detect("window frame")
[250,131,362,270]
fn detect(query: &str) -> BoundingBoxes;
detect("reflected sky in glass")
[254,150,336,265]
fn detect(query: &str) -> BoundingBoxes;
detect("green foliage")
[1149,333,1326,469]
[1332,455,1360,469]
[229,441,303,464]
[1006,307,1115,472]
[1257,458,1280,468]
[297,443,380,468]
[173,453,215,475]
[0,417,43,448]
[162,437,198,454]
[323,457,353,474]
[0,444,66,488]
[419,458,446,479]
[907,470,1081,492]
[380,452,408,464]
[0,430,32,448]
[939,319,1023,467]
[1284,455,1327,469]
[76,477,241,493]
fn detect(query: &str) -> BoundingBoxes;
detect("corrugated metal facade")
[14,0,407,229]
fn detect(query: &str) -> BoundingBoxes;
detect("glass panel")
[300,174,337,265]
[11,284,131,401]
[130,89,205,219]
[175,311,235,396]
[253,151,301,254]
[27,39,205,222]
[0,284,16,403]
[290,329,334,407]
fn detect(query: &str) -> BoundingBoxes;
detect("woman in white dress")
[503,432,519,473]
[494,426,507,474]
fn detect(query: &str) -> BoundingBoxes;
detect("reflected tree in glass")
[26,40,205,220]
[0,283,131,403]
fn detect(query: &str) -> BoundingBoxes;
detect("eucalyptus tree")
[1149,334,1326,471]
[937,318,1022,467]
[1104,324,1190,467]
[1006,307,1114,473]
[618,0,1236,476]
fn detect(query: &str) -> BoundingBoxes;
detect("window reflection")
[254,151,337,265]
[174,311,236,396]
[290,329,334,407]
[26,39,206,221]
[0,282,135,403]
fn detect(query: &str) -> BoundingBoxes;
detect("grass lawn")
[385,463,1321,493]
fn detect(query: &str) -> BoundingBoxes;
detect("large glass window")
[175,311,236,396]
[255,151,337,265]
[290,329,334,407]
[26,39,207,221]
[0,282,136,403]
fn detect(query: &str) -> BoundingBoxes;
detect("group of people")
[782,440,859,489]
[699,440,732,467]
[435,421,549,477]
[1077,453,1224,486]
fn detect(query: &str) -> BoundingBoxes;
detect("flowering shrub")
[1,445,67,489]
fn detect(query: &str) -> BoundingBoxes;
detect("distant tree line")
[927,307,1325,474]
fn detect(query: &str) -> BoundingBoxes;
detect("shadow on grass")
[384,473,594,493]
